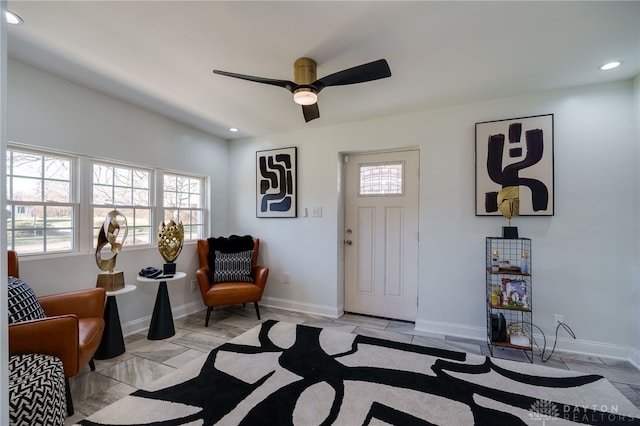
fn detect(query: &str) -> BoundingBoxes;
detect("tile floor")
[65,305,640,424]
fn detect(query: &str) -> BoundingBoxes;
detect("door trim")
[338,147,420,321]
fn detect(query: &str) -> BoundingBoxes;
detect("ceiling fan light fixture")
[293,89,317,106]
[5,10,23,25]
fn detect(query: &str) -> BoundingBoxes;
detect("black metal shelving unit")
[485,237,533,362]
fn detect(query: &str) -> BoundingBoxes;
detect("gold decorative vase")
[158,220,184,275]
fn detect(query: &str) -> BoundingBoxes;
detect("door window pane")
[359,162,404,195]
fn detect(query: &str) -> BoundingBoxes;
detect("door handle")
[344,240,352,246]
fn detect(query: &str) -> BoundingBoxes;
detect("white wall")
[230,79,640,360]
[5,58,231,331]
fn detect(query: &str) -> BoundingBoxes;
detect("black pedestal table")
[137,272,186,340]
[94,284,137,359]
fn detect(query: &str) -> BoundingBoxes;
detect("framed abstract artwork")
[475,114,554,216]
[256,147,297,218]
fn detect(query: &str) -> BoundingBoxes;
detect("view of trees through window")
[6,149,75,254]
[6,146,207,255]
[92,163,152,247]
[163,174,204,241]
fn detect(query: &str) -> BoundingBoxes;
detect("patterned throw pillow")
[8,277,46,323]
[213,250,254,283]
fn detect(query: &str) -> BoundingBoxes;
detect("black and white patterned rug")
[78,320,640,425]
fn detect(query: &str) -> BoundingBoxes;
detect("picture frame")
[475,114,554,216]
[505,279,527,307]
[256,147,297,218]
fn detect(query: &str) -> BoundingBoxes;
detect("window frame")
[90,159,155,249]
[7,142,209,256]
[358,160,406,197]
[160,171,206,243]
[6,145,79,255]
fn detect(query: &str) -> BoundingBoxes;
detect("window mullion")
[79,156,92,254]
[153,170,163,244]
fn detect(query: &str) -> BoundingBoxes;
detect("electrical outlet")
[190,279,197,292]
[283,273,291,285]
[554,314,564,325]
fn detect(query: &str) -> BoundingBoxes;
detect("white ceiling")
[6,1,640,140]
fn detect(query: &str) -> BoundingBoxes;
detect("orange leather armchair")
[196,238,269,326]
[7,250,106,416]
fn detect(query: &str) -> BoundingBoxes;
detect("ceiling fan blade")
[302,103,320,122]
[313,59,391,92]
[213,70,297,92]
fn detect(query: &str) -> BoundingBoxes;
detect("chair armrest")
[39,288,106,319]
[8,315,80,377]
[253,265,269,291]
[196,267,213,297]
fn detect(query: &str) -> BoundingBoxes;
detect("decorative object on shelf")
[491,249,499,272]
[96,210,128,291]
[490,313,507,342]
[486,236,533,362]
[507,322,529,347]
[521,251,529,273]
[158,220,184,275]
[475,114,554,217]
[498,185,519,238]
[256,147,297,218]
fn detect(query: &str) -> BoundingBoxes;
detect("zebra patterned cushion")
[213,250,254,283]
[8,277,46,324]
[9,353,66,426]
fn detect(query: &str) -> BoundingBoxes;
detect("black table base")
[95,296,126,359]
[148,281,175,340]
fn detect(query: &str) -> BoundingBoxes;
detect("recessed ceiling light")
[229,128,239,132]
[599,61,621,71]
[5,10,23,25]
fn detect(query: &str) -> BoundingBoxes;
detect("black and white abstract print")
[256,147,297,218]
[476,114,554,216]
[80,320,640,426]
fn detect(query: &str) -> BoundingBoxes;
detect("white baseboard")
[415,318,640,363]
[543,335,640,363]
[415,318,486,341]
[261,296,342,319]
[121,300,205,337]
[120,300,640,367]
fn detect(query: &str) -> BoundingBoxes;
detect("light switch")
[312,207,322,217]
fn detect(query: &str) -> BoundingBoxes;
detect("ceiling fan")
[213,58,391,122]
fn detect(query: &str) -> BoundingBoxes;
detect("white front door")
[344,150,419,321]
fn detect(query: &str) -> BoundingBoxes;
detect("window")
[92,162,153,246]
[162,173,204,241]
[6,148,76,254]
[7,143,208,255]
[359,162,404,195]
